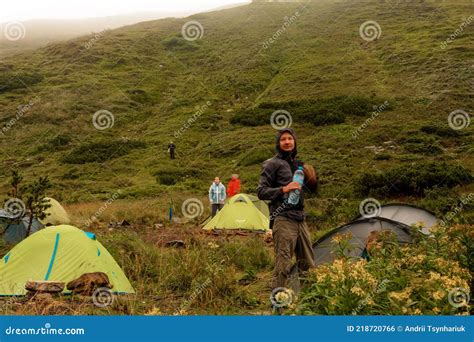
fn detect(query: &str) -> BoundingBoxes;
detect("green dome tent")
[203,194,270,232]
[0,225,134,296]
[245,194,270,218]
[40,197,71,226]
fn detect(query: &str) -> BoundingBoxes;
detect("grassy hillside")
[0,0,473,316]
[0,0,472,220]
[0,12,203,58]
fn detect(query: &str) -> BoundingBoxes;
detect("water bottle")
[288,166,304,205]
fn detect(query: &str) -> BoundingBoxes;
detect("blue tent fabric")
[84,231,96,240]
[0,210,44,244]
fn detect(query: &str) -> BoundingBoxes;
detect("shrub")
[421,125,461,138]
[161,36,199,51]
[238,148,272,166]
[231,96,385,127]
[154,167,202,186]
[297,225,472,315]
[400,135,443,155]
[374,153,391,160]
[61,140,146,164]
[0,71,43,92]
[37,134,72,152]
[126,89,153,105]
[356,163,472,197]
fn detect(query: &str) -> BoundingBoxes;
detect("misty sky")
[0,0,250,22]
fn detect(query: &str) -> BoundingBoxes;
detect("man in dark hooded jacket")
[257,128,318,289]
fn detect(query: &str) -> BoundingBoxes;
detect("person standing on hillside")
[257,128,318,290]
[168,141,176,159]
[209,177,226,217]
[226,174,241,198]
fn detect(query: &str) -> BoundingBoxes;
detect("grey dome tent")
[288,217,413,292]
[354,203,439,234]
[288,204,440,292]
[311,217,413,266]
[0,210,43,244]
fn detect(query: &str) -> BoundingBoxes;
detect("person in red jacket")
[227,174,241,198]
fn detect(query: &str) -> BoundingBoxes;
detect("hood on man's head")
[275,128,297,159]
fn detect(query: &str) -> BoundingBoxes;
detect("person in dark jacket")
[168,142,176,159]
[257,128,318,289]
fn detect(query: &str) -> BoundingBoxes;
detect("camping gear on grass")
[0,225,134,296]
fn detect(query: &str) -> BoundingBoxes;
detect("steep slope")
[0,1,472,212]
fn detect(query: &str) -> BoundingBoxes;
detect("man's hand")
[282,182,302,193]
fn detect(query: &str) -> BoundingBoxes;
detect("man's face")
[279,132,295,152]
[214,177,220,184]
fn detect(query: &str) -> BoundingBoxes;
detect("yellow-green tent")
[40,197,70,226]
[203,194,269,231]
[0,225,134,296]
[245,194,270,218]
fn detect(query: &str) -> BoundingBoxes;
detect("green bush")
[0,71,43,92]
[356,163,472,197]
[400,135,443,155]
[238,148,272,166]
[420,125,461,138]
[37,134,72,152]
[161,36,199,51]
[297,225,472,315]
[126,89,153,105]
[231,96,384,127]
[374,154,391,160]
[61,140,146,164]
[156,174,177,185]
[154,167,202,186]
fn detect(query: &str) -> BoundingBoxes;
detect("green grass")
[0,1,471,205]
[0,0,472,315]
